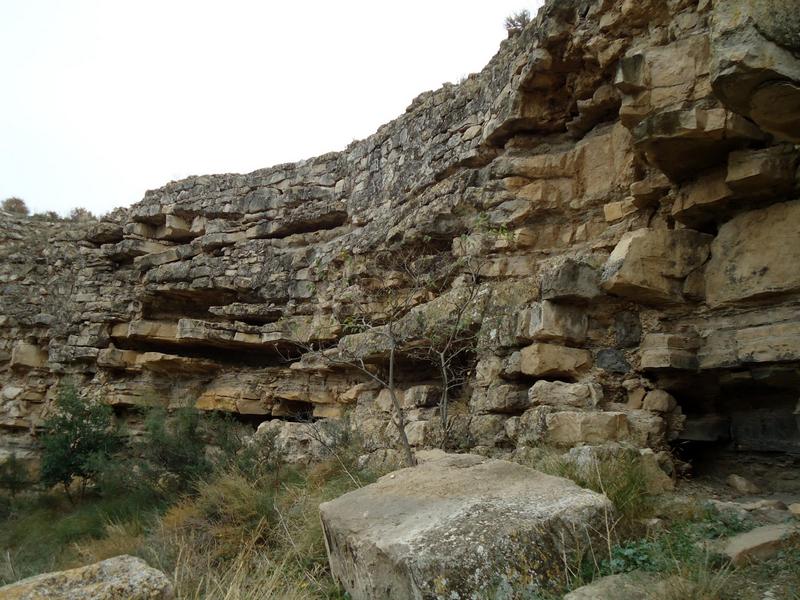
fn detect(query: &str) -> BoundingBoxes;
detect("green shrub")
[39,386,121,499]
[139,407,212,493]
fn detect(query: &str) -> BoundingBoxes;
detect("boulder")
[0,555,173,599]
[726,474,761,495]
[319,453,614,600]
[564,572,692,600]
[721,523,800,566]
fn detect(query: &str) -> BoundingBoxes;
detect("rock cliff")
[2,0,799,468]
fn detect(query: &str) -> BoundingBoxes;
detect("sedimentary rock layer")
[2,0,800,464]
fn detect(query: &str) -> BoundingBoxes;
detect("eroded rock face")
[0,555,173,599]
[2,0,800,464]
[319,453,613,600]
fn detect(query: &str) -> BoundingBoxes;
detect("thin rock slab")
[319,452,614,600]
[0,554,173,599]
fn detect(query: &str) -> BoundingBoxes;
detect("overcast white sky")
[0,1,542,216]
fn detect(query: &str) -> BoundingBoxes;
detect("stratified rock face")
[2,0,800,462]
[319,453,613,600]
[0,555,173,599]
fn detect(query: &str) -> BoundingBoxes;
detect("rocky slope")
[2,0,799,470]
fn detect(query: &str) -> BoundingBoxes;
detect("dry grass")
[72,520,146,564]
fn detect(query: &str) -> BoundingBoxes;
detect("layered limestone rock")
[2,0,800,464]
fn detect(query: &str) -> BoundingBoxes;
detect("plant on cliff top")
[1,197,28,215]
[504,9,531,33]
[39,385,121,500]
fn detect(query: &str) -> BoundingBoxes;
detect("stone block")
[96,347,141,370]
[519,343,592,378]
[639,333,700,370]
[602,228,712,305]
[403,385,441,408]
[10,343,48,370]
[472,384,530,414]
[319,453,613,600]
[705,200,800,306]
[711,0,800,141]
[672,169,734,226]
[629,172,672,208]
[516,301,588,344]
[726,146,798,196]
[603,198,638,222]
[540,258,603,303]
[642,390,677,413]
[596,349,630,373]
[528,380,602,409]
[545,411,630,445]
[721,524,800,566]
[0,555,173,599]
[632,106,766,180]
[468,414,508,446]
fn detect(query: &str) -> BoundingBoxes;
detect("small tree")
[39,385,120,500]
[410,256,487,446]
[2,197,28,215]
[0,453,28,498]
[139,407,213,492]
[504,9,531,33]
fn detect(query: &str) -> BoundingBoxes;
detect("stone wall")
[2,0,799,466]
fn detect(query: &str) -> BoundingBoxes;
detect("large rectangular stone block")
[519,343,592,378]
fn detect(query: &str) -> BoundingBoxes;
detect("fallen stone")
[564,572,694,600]
[319,453,614,600]
[739,500,788,512]
[727,474,762,495]
[789,503,800,517]
[721,523,800,566]
[0,555,173,599]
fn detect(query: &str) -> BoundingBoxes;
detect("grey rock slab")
[0,555,173,599]
[319,452,614,600]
